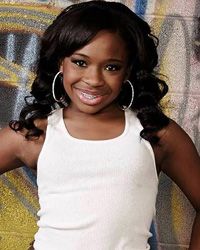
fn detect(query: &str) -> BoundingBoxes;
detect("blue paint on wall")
[23,166,37,186]
[148,221,158,250]
[135,0,148,17]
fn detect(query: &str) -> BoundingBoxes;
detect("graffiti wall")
[0,0,199,249]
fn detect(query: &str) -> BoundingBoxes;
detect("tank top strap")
[125,109,143,134]
[48,108,63,127]
[125,109,156,164]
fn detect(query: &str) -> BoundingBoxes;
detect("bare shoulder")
[162,119,191,140]
[153,119,200,173]
[0,126,26,174]
[0,118,47,174]
[0,125,26,150]
[158,119,198,158]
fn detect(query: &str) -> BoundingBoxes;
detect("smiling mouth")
[81,92,99,100]
[75,88,105,105]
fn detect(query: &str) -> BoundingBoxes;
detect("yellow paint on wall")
[0,63,19,85]
[5,170,39,212]
[0,56,35,88]
[0,3,60,16]
[151,1,171,35]
[0,22,46,35]
[171,184,187,236]
[149,2,172,117]
[0,13,53,25]
[0,4,62,249]
[0,175,38,250]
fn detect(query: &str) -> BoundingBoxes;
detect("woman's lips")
[74,88,105,105]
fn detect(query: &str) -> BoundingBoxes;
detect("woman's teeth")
[76,88,104,105]
[81,92,98,100]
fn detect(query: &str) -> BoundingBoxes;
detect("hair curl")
[10,0,169,143]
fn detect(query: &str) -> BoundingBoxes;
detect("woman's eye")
[72,60,87,67]
[105,64,121,71]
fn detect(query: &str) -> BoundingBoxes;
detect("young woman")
[0,1,200,249]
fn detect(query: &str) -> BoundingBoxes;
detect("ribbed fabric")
[34,108,158,250]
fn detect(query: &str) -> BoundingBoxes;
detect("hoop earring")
[119,80,134,110]
[52,71,68,106]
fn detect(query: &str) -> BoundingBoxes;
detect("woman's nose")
[83,67,104,87]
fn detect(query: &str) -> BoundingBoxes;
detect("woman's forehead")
[72,30,128,61]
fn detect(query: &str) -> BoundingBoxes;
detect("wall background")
[0,0,199,249]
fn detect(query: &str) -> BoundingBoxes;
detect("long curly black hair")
[10,0,169,143]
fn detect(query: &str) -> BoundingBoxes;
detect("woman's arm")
[0,126,25,174]
[159,120,200,249]
[0,117,47,174]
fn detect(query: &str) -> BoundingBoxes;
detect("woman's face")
[60,30,129,114]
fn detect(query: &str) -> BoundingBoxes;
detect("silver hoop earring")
[52,71,68,106]
[120,80,134,111]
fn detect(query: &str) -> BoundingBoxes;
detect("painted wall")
[0,0,199,249]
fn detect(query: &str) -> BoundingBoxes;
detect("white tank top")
[34,108,158,250]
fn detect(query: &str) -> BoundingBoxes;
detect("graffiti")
[194,18,200,61]
[150,0,200,249]
[0,1,199,250]
[0,4,59,249]
[135,0,147,16]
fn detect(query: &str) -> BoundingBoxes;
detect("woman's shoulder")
[0,125,26,149]
[0,126,27,173]
[0,117,48,173]
[154,118,200,174]
[158,118,194,150]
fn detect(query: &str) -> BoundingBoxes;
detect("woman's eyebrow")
[72,53,124,63]
[72,53,89,58]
